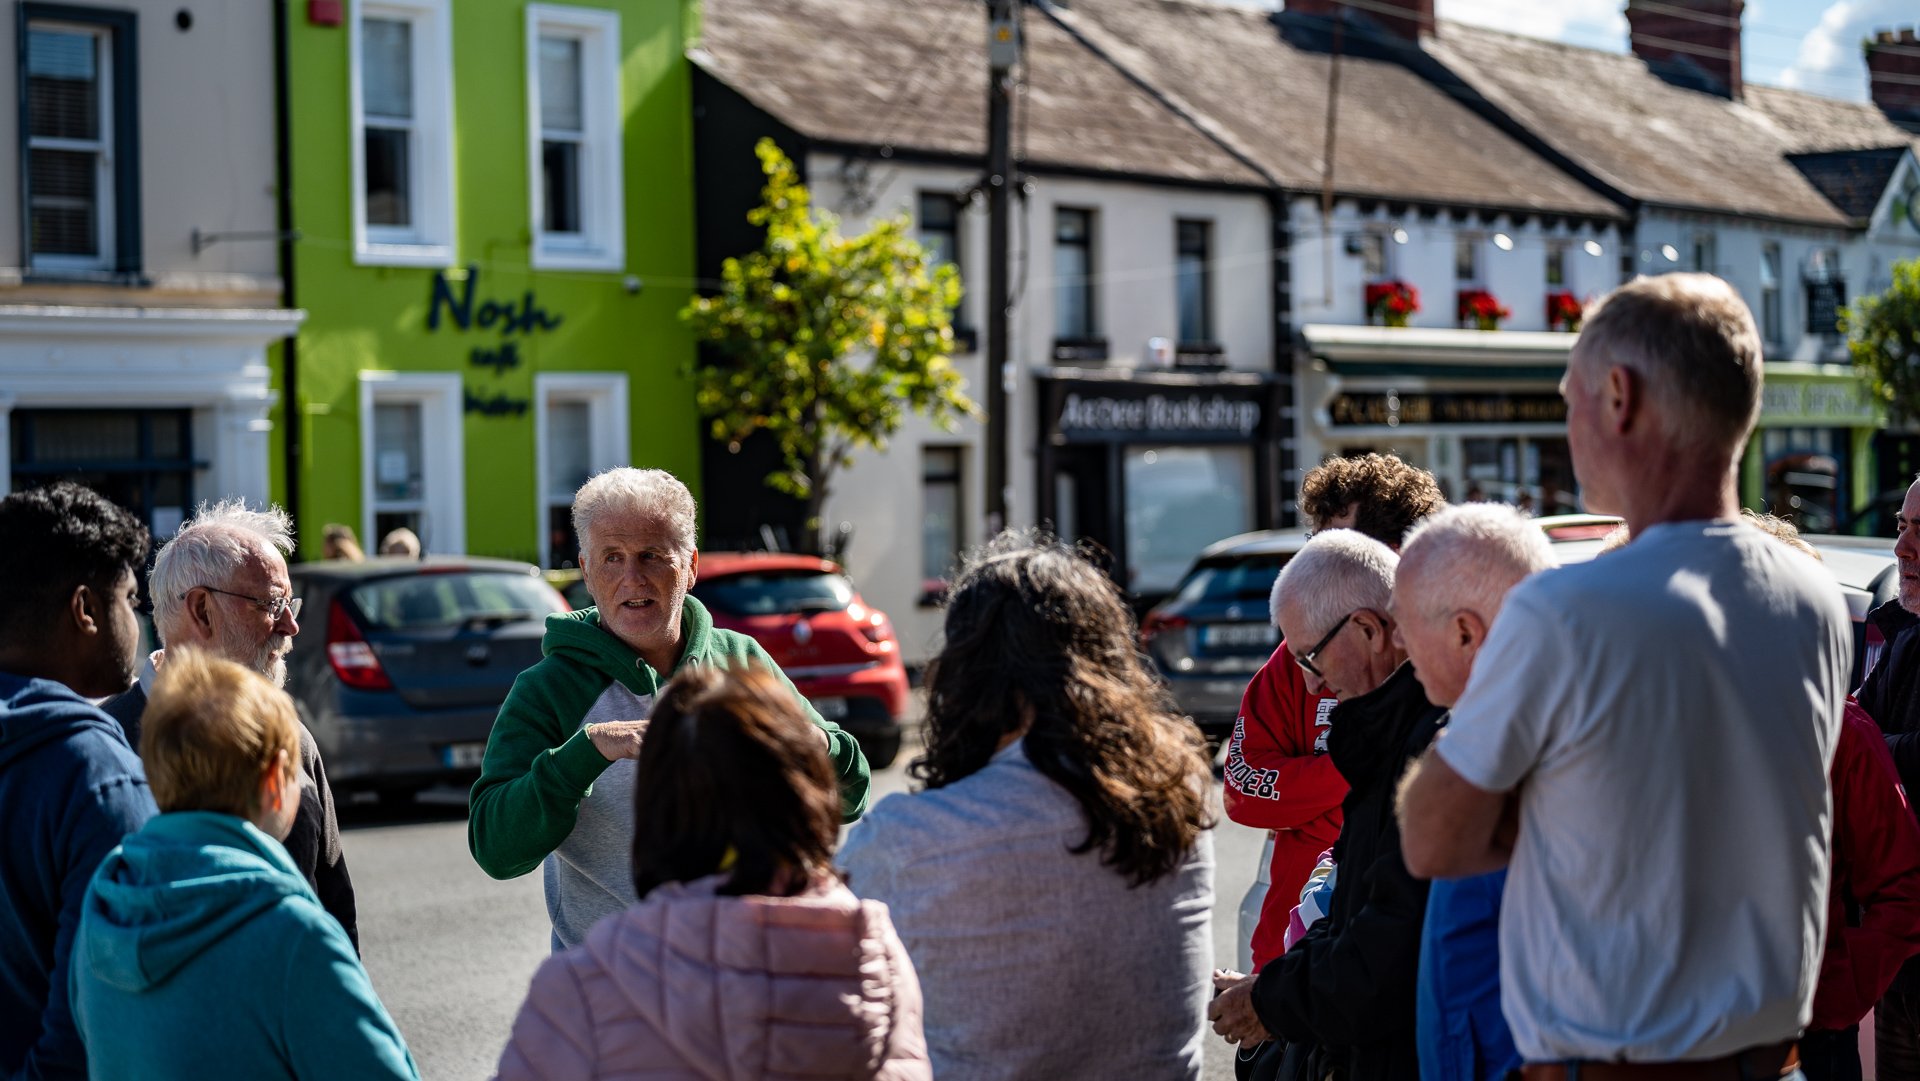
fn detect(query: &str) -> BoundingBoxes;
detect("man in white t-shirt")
[1397,273,1850,1078]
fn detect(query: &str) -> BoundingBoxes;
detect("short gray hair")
[150,500,295,642]
[1572,273,1762,454]
[1397,504,1555,623]
[1271,530,1398,634]
[571,468,697,556]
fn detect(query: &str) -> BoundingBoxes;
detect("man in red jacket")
[1226,453,1444,970]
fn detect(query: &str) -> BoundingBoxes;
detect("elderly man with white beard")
[102,500,358,948]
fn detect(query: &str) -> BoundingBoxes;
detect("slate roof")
[1425,22,1920,227]
[1786,148,1909,222]
[691,0,1267,188]
[1046,0,1623,217]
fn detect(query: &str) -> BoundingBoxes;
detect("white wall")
[805,153,1271,662]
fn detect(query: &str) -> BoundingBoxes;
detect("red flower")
[1546,290,1584,331]
[1456,288,1511,328]
[1366,281,1419,323]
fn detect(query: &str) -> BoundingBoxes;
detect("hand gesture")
[1208,970,1270,1047]
[586,719,648,762]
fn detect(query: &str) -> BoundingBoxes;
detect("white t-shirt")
[1435,519,1849,1063]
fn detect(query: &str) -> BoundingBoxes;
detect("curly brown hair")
[912,531,1214,886]
[1298,453,1445,545]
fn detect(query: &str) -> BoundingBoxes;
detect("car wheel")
[857,730,904,771]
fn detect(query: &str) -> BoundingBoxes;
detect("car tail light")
[1140,611,1190,649]
[326,599,393,691]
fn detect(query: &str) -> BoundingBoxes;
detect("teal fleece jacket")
[69,812,417,1081]
[468,596,870,884]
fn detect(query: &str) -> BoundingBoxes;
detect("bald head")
[1391,504,1554,706]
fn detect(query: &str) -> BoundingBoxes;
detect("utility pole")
[984,0,1019,536]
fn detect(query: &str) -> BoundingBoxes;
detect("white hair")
[1397,503,1555,623]
[571,468,697,557]
[1270,530,1399,634]
[150,500,295,642]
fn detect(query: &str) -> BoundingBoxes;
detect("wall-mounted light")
[1391,227,1409,245]
[1583,240,1604,257]
[1660,244,1680,262]
[1493,233,1514,251]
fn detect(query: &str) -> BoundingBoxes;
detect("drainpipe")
[272,0,302,549]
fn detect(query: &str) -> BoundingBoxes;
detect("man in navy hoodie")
[0,483,157,1081]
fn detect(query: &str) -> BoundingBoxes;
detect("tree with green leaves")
[1846,256,1920,424]
[682,138,977,555]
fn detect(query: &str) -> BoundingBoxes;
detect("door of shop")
[10,409,200,538]
[1051,444,1118,569]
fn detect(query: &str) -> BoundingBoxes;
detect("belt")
[1520,1041,1799,1081]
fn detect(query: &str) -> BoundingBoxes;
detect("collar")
[1325,663,1438,786]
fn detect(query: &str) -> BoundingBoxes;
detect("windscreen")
[348,572,566,631]
[694,570,854,616]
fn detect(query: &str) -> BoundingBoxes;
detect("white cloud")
[1438,0,1626,52]
[1775,0,1904,102]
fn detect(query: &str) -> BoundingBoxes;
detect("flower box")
[1546,290,1584,332]
[1365,281,1419,328]
[1456,288,1511,331]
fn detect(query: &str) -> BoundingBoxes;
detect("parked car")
[287,556,570,803]
[1139,529,1312,752]
[550,554,912,768]
[690,553,910,769]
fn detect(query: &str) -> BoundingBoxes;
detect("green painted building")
[276,0,700,565]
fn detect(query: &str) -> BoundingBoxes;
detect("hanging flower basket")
[1546,290,1584,332]
[1365,281,1419,328]
[1457,288,1511,331]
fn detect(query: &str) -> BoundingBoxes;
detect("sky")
[1217,1,1910,103]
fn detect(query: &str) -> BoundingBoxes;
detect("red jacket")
[1813,700,1920,1031]
[1224,643,1347,970]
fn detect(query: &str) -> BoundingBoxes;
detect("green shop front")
[1743,365,1883,534]
[279,0,701,564]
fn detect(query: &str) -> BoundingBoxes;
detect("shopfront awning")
[1299,323,1578,380]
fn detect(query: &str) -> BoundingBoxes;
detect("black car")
[287,556,569,803]
[1140,530,1312,750]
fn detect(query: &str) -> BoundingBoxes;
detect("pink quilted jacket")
[494,876,930,1081]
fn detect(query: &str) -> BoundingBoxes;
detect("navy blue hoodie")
[0,672,155,1081]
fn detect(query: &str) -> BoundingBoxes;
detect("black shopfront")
[1036,368,1283,601]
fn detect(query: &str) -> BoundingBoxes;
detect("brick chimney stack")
[1285,0,1436,44]
[1867,29,1920,134]
[1626,0,1743,101]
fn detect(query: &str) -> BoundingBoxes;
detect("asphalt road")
[342,736,1267,1081]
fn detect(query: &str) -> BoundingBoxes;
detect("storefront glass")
[1124,445,1253,595]
[1760,427,1847,533]
[1461,436,1577,514]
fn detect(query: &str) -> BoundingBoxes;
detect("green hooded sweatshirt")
[467,595,870,948]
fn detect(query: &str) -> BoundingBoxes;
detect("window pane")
[29,149,99,256]
[27,29,99,141]
[1054,210,1092,339]
[1177,253,1207,342]
[1360,233,1386,280]
[542,140,582,234]
[1455,235,1478,281]
[362,18,414,119]
[1760,245,1780,288]
[918,193,958,270]
[1546,243,1566,287]
[546,401,592,500]
[365,127,412,227]
[539,36,584,133]
[373,403,424,503]
[1124,446,1253,595]
[922,447,962,582]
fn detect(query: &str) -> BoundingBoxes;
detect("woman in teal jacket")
[70,648,417,1081]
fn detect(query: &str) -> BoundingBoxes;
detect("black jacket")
[1251,663,1446,1081]
[1857,599,1920,993]
[101,684,359,951]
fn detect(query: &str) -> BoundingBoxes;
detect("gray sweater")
[839,740,1214,1080]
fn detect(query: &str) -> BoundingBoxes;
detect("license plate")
[1201,622,1278,650]
[442,742,487,769]
[811,696,849,721]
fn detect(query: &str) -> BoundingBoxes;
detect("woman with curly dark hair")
[839,531,1216,1080]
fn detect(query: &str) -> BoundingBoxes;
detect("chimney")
[1866,29,1920,134]
[1285,0,1436,44]
[1626,0,1743,101]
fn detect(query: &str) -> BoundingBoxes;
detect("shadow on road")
[338,787,472,830]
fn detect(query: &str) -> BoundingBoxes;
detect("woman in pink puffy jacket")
[493,664,930,1081]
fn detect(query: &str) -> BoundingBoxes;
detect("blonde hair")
[1743,509,1821,561]
[142,648,299,816]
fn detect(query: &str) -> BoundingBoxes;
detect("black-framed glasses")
[183,586,302,623]
[1294,611,1355,678]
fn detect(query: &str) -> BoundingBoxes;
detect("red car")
[689,553,910,769]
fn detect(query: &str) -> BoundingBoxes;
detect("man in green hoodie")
[469,467,870,949]
[69,648,417,1080]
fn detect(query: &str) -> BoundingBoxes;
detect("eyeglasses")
[1294,611,1355,678]
[184,586,302,623]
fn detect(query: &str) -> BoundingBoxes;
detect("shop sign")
[1054,391,1261,441]
[1326,391,1566,427]
[1760,378,1877,427]
[427,265,561,416]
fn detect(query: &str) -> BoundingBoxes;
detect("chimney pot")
[1866,25,1920,133]
[1626,0,1744,101]
[1878,29,1897,44]
[1902,28,1918,44]
[1284,0,1436,43]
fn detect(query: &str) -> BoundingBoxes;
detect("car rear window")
[694,570,854,616]
[1170,554,1292,606]
[348,572,566,631]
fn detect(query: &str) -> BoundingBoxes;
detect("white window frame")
[349,0,455,267]
[25,20,115,273]
[534,372,628,568]
[526,5,624,272]
[359,371,465,554]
